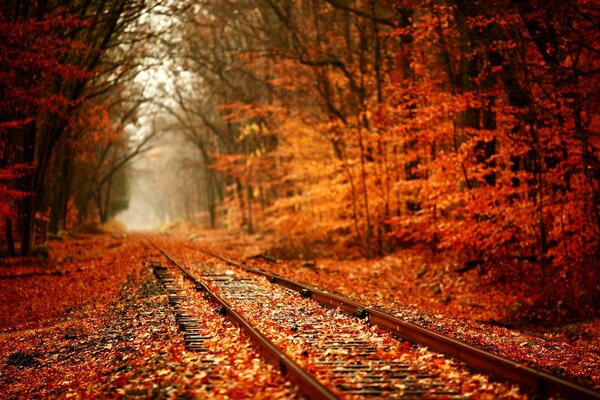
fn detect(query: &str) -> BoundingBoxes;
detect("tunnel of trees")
[1,0,599,312]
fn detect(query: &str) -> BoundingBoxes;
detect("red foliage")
[0,164,30,219]
[0,6,93,246]
[190,0,600,313]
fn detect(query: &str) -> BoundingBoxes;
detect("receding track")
[187,245,600,400]
[152,244,336,399]
[151,242,519,398]
[148,240,599,399]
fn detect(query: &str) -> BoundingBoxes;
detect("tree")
[159,0,599,313]
[0,0,168,253]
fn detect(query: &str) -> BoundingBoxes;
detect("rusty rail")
[154,244,337,400]
[196,246,600,400]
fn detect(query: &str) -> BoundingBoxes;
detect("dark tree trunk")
[20,121,36,256]
[5,218,16,256]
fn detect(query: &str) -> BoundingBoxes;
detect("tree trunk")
[206,170,217,228]
[5,218,16,256]
[356,123,372,254]
[235,180,247,229]
[101,175,113,224]
[21,195,35,256]
[20,121,36,256]
[246,184,254,234]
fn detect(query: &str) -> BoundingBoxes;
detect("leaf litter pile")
[0,233,296,399]
[184,229,600,391]
[0,230,598,398]
[242,252,600,388]
[161,240,525,399]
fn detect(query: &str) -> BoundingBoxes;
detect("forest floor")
[0,228,598,398]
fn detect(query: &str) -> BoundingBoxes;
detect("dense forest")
[1,1,599,315]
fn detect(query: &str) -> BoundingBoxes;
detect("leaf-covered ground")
[0,233,297,399]
[0,230,598,398]
[183,228,600,391]
[150,236,527,399]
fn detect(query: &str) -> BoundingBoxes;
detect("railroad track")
[149,240,600,399]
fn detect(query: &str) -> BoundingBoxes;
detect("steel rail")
[195,246,600,400]
[152,244,337,400]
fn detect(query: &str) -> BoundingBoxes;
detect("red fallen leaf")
[116,373,128,386]
[198,374,210,385]
[227,387,249,398]
[434,358,446,367]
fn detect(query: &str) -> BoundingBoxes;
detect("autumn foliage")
[0,6,89,251]
[1,0,599,320]
[171,0,600,318]
[1,1,157,254]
